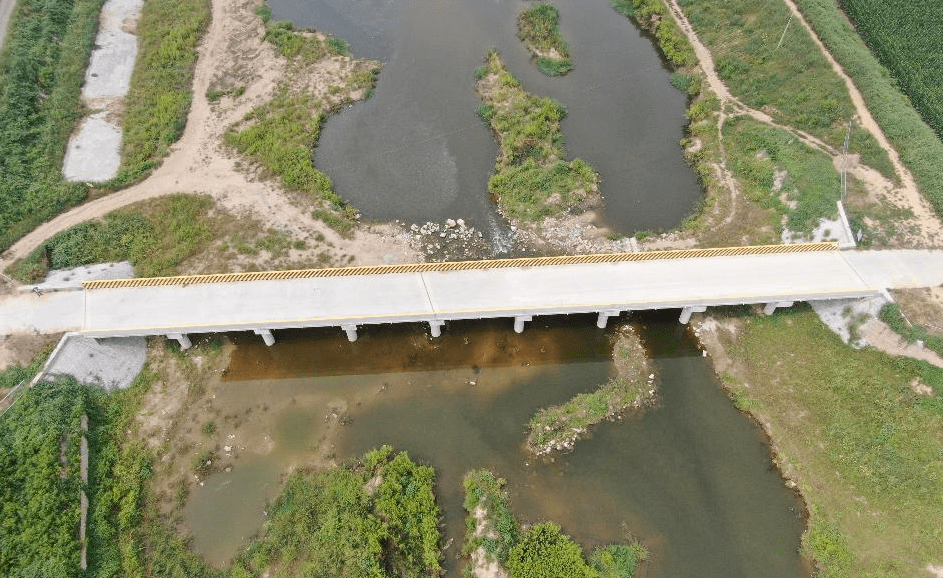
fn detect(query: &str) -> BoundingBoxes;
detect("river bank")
[693,308,943,577]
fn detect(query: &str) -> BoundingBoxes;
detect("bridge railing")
[83,242,838,290]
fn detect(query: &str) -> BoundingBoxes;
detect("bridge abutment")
[679,306,707,324]
[254,328,275,346]
[514,315,532,334]
[167,332,192,350]
[429,320,444,338]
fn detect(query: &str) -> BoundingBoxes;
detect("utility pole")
[776,15,794,51]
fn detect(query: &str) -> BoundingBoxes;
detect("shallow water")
[184,314,807,578]
[269,0,702,245]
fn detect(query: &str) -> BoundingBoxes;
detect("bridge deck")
[80,250,878,337]
[5,247,943,339]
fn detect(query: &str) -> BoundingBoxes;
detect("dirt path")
[663,0,943,246]
[0,0,415,276]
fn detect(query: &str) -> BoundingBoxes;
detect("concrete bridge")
[2,243,943,349]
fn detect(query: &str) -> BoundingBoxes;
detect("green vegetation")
[207,85,246,103]
[112,0,211,186]
[518,3,573,76]
[717,307,943,576]
[477,51,598,221]
[226,19,377,235]
[507,523,596,578]
[723,116,839,233]
[880,303,943,359]
[792,0,943,221]
[677,0,847,144]
[0,0,104,251]
[462,469,645,578]
[231,445,442,578]
[838,0,942,139]
[610,0,695,67]
[8,194,216,283]
[527,327,653,454]
[462,470,520,563]
[0,371,154,578]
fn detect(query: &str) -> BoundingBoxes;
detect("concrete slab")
[83,0,142,100]
[62,112,122,182]
[34,262,135,291]
[40,335,145,390]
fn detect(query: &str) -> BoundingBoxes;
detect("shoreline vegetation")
[225,6,378,236]
[697,308,943,577]
[462,469,646,578]
[108,0,211,188]
[476,50,599,222]
[517,3,573,76]
[0,0,105,251]
[526,324,655,455]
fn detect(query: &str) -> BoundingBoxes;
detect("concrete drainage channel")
[62,0,143,182]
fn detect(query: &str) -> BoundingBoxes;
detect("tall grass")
[791,0,943,221]
[109,0,211,186]
[0,0,105,251]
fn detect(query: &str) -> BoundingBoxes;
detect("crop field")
[838,0,943,139]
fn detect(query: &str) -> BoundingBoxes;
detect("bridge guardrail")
[83,242,838,290]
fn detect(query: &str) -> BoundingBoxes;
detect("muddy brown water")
[269,0,702,249]
[183,313,807,578]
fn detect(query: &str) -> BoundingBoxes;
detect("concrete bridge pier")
[596,310,622,329]
[167,333,192,350]
[763,301,794,315]
[679,306,707,324]
[428,320,445,338]
[342,324,358,342]
[253,328,275,346]
[513,315,532,334]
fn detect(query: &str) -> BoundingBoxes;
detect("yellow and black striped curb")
[83,242,838,290]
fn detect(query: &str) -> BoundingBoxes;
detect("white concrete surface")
[0,0,15,53]
[2,249,940,340]
[62,113,122,182]
[62,0,143,182]
[30,261,134,291]
[83,0,142,100]
[39,335,146,390]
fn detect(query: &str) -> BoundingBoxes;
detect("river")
[183,313,808,578]
[268,0,703,248]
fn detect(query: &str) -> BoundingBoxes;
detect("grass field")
[477,51,598,221]
[792,0,943,222]
[675,0,890,170]
[723,116,840,234]
[0,0,104,251]
[715,308,943,577]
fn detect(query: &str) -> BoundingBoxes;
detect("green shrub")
[506,523,596,578]
[518,3,573,75]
